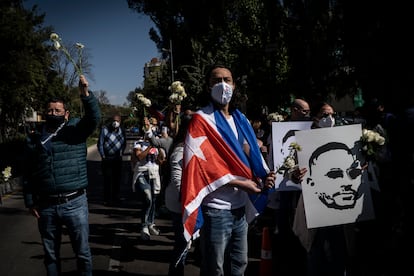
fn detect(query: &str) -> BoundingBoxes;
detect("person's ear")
[64,110,70,121]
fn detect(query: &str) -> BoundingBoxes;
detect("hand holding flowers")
[167,81,187,135]
[50,33,84,76]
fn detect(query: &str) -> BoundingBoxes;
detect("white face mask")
[211,81,233,105]
[112,121,120,129]
[318,114,335,128]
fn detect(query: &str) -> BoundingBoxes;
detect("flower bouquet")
[360,128,386,161]
[1,166,12,183]
[135,93,152,117]
[167,81,187,135]
[277,142,302,176]
[50,33,84,76]
[168,81,187,105]
[267,112,285,122]
[0,166,12,204]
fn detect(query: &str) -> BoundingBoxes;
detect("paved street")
[2,142,407,275]
[0,143,263,275]
[84,143,203,275]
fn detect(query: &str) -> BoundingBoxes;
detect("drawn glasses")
[325,167,362,180]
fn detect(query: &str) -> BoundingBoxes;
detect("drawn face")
[278,133,297,176]
[280,135,294,156]
[308,148,362,210]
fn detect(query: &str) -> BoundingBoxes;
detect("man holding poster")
[293,117,375,276]
[295,124,374,228]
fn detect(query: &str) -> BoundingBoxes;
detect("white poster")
[295,124,375,228]
[271,121,312,191]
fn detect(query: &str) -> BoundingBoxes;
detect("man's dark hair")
[308,142,353,175]
[204,64,231,87]
[45,97,69,111]
[282,129,298,144]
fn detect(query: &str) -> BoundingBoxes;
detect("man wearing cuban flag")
[181,65,277,276]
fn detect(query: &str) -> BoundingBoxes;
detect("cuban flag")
[181,104,272,242]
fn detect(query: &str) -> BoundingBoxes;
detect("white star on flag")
[184,134,207,167]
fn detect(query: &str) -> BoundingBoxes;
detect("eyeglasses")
[346,168,362,179]
[295,107,310,115]
[322,112,336,118]
[325,167,362,180]
[47,108,66,116]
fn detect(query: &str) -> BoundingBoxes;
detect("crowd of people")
[19,69,414,276]
[252,96,414,276]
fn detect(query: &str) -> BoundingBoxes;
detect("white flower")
[283,156,296,169]
[143,98,152,107]
[168,81,187,104]
[50,33,59,41]
[50,32,84,76]
[1,166,12,183]
[134,93,152,117]
[75,43,85,49]
[53,41,61,50]
[136,93,152,107]
[361,128,386,157]
[267,112,284,122]
[277,142,302,173]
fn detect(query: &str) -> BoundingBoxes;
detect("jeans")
[168,211,187,276]
[38,193,92,276]
[137,173,157,228]
[200,207,248,276]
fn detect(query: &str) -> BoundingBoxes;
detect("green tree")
[127,0,296,114]
[0,0,65,142]
[129,0,413,114]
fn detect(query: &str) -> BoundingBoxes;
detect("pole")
[170,39,174,82]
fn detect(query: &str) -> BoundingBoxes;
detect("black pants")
[102,157,122,205]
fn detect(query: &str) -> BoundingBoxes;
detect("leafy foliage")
[0,1,98,142]
[0,0,60,142]
[128,0,412,116]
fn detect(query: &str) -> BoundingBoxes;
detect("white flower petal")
[50,33,59,41]
[53,41,61,50]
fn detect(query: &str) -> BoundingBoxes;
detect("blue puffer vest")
[23,93,101,207]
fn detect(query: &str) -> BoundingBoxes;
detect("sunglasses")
[322,112,336,118]
[295,107,310,115]
[325,167,362,180]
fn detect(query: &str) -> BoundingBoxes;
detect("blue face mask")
[211,81,233,105]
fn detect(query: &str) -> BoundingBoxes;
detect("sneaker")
[141,227,150,240]
[148,224,160,236]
